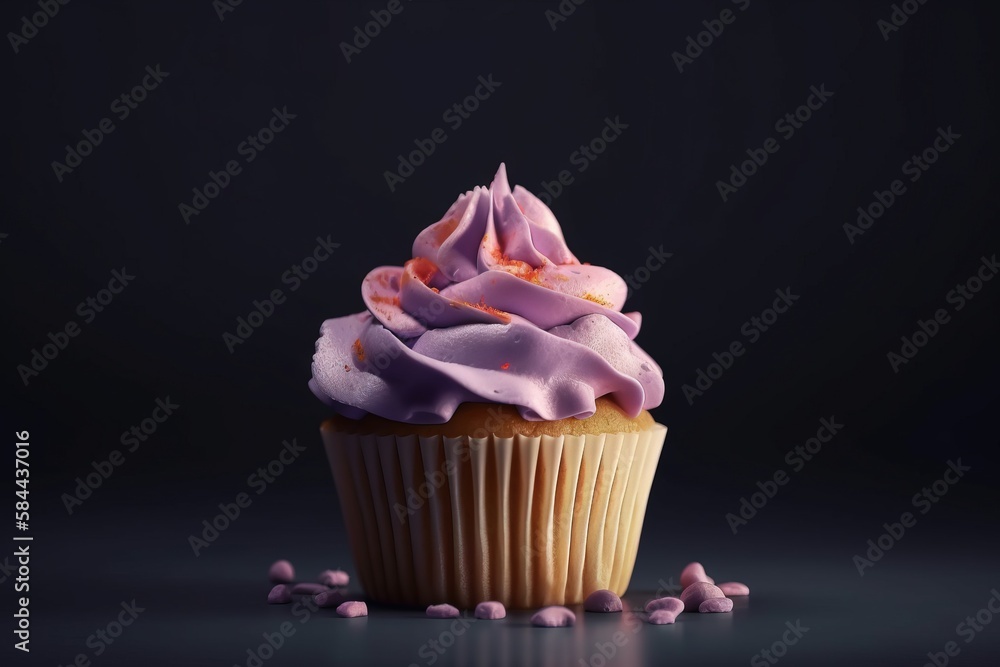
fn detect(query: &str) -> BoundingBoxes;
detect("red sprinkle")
[405,257,439,285]
[500,362,510,370]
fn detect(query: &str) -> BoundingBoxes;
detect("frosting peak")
[310,164,664,423]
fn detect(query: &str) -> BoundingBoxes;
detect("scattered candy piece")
[531,606,576,627]
[426,604,460,619]
[474,601,506,620]
[292,583,329,595]
[267,584,291,604]
[679,562,714,588]
[680,582,725,612]
[268,560,295,584]
[336,601,368,617]
[648,609,679,625]
[718,582,750,597]
[584,589,623,613]
[319,569,350,587]
[644,597,684,615]
[699,597,734,613]
[315,589,346,608]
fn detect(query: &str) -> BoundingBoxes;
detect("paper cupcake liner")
[322,422,666,609]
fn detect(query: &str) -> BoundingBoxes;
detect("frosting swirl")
[309,164,664,423]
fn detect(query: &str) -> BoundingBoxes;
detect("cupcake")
[310,164,665,609]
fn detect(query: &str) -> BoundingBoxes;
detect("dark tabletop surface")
[18,474,1000,667]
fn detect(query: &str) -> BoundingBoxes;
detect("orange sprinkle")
[432,217,459,244]
[581,292,613,307]
[369,295,401,306]
[430,287,439,293]
[405,257,439,285]
[462,297,511,322]
[500,362,510,370]
[489,245,546,285]
[352,338,366,361]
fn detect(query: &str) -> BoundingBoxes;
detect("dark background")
[2,1,999,665]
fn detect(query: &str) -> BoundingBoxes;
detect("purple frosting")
[309,164,664,423]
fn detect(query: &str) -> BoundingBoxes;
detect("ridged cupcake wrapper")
[322,423,666,609]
